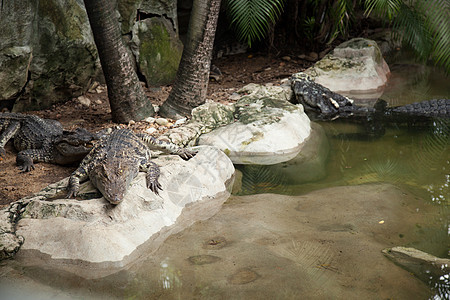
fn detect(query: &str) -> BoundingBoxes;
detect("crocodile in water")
[0,113,98,171]
[67,128,196,204]
[291,73,449,121]
[291,73,449,136]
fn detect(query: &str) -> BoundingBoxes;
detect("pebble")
[77,95,91,107]
[145,127,157,134]
[94,99,102,105]
[144,117,155,123]
[174,118,187,126]
[152,105,160,113]
[128,120,135,125]
[155,118,169,126]
[229,93,242,101]
[308,51,319,61]
[281,56,291,61]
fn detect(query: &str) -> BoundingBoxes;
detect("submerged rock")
[301,38,390,101]
[1,146,234,278]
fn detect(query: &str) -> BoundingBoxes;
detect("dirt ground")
[0,52,315,206]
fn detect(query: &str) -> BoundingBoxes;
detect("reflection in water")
[237,164,290,195]
[160,259,180,291]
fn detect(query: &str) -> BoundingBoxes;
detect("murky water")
[1,61,449,299]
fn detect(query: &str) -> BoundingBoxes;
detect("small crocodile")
[0,113,98,171]
[67,128,196,204]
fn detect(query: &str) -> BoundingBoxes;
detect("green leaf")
[226,0,286,47]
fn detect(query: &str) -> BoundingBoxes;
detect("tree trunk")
[83,0,154,123]
[159,0,222,119]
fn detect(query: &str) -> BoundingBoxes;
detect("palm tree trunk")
[159,0,222,119]
[83,0,154,123]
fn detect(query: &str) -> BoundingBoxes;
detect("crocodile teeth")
[329,98,339,109]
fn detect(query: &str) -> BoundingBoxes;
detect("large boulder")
[1,0,183,111]
[0,1,37,107]
[256,122,329,184]
[303,38,390,101]
[118,0,179,35]
[1,146,234,278]
[199,84,311,165]
[3,0,99,112]
[131,17,183,86]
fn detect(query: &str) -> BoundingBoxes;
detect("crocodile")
[67,128,196,204]
[0,113,98,171]
[291,73,449,136]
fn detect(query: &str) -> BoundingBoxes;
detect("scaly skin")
[0,113,98,171]
[291,73,450,120]
[67,128,196,204]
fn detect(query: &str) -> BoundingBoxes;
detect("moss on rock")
[133,17,183,86]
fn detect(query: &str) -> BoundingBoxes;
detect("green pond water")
[0,60,449,299]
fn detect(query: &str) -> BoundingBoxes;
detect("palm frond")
[364,0,450,74]
[364,0,402,20]
[226,0,285,47]
[393,3,432,59]
[418,0,450,73]
[327,0,355,43]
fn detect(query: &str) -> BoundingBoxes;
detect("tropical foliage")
[364,0,450,73]
[225,0,450,73]
[225,0,285,47]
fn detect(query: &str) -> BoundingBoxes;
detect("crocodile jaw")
[89,162,139,204]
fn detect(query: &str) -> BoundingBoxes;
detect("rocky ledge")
[1,146,234,278]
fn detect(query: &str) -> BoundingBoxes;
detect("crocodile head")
[89,157,140,204]
[291,74,354,120]
[53,128,99,164]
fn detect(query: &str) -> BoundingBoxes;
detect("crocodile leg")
[136,133,197,160]
[67,167,89,198]
[0,121,20,159]
[16,143,55,172]
[141,160,162,195]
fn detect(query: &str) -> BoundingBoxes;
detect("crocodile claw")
[18,163,35,173]
[176,148,197,160]
[16,155,35,172]
[147,179,163,195]
[66,189,78,199]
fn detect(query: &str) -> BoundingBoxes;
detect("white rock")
[174,118,187,126]
[13,146,234,277]
[145,127,157,134]
[155,118,168,126]
[199,95,311,165]
[144,116,155,123]
[77,95,91,107]
[228,93,242,101]
[303,38,390,100]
